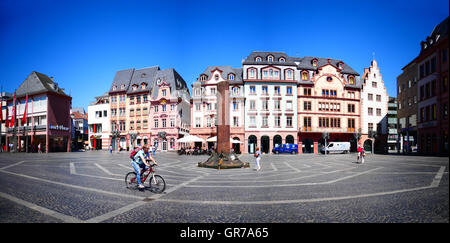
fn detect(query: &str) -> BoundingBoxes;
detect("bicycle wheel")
[148,175,166,193]
[125,172,138,189]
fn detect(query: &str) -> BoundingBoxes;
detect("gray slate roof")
[109,66,190,101]
[195,66,243,85]
[15,71,69,98]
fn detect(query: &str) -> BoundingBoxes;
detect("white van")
[321,142,350,154]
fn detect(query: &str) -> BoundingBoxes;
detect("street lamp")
[322,132,330,154]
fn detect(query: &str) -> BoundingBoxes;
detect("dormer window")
[214,75,219,81]
[348,76,355,85]
[228,73,235,80]
[200,74,208,81]
[301,71,309,81]
[141,83,147,89]
[255,57,262,62]
[312,59,318,67]
[279,57,286,62]
[338,62,344,69]
[112,85,117,91]
[132,85,137,91]
[267,55,274,62]
[120,84,125,90]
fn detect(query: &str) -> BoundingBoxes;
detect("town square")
[0,151,447,223]
[0,0,448,236]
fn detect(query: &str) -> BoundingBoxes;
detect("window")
[233,117,239,127]
[162,105,166,112]
[279,57,285,62]
[286,116,293,127]
[348,118,355,132]
[255,57,262,62]
[431,57,436,73]
[304,117,312,131]
[376,108,381,116]
[443,104,448,120]
[274,100,281,110]
[304,88,312,96]
[143,120,148,129]
[233,87,239,95]
[302,72,308,80]
[263,70,268,78]
[195,88,201,96]
[372,82,377,88]
[195,103,201,111]
[250,86,256,94]
[327,77,333,82]
[443,49,448,63]
[154,105,159,112]
[274,116,281,127]
[269,69,273,77]
[250,116,256,126]
[162,89,166,96]
[249,69,255,78]
[262,116,268,127]
[162,119,166,128]
[376,95,381,102]
[268,56,273,62]
[262,86,268,94]
[214,75,219,81]
[274,86,280,95]
[432,104,437,120]
[233,102,239,111]
[228,74,235,80]
[249,100,256,110]
[262,100,268,110]
[348,76,355,84]
[286,101,293,110]
[195,118,201,128]
[420,65,424,79]
[368,93,373,101]
[286,86,292,95]
[443,76,448,91]
[210,88,216,95]
[368,107,373,116]
[287,70,292,79]
[171,104,175,111]
[368,123,373,132]
[312,59,318,67]
[348,104,355,113]
[304,101,312,111]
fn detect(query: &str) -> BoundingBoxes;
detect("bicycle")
[125,164,166,193]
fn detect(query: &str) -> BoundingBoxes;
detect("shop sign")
[49,124,69,131]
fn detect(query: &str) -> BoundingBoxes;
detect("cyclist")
[131,145,158,189]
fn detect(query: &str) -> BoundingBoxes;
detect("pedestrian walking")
[360,147,365,164]
[109,145,113,155]
[38,143,42,154]
[254,147,261,171]
[357,145,362,163]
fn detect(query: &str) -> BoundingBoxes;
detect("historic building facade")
[415,17,448,155]
[242,52,298,154]
[4,71,72,153]
[190,66,245,153]
[88,92,110,150]
[295,56,362,154]
[360,59,389,153]
[108,66,190,152]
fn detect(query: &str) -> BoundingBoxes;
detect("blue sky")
[0,0,448,111]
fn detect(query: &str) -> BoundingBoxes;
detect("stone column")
[216,81,230,154]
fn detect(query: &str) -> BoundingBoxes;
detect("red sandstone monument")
[198,80,249,169]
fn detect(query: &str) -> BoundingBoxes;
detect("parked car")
[272,144,298,154]
[320,142,350,154]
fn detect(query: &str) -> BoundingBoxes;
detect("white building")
[360,59,389,151]
[242,52,298,154]
[88,93,110,150]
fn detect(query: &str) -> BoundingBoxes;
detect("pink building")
[108,66,190,152]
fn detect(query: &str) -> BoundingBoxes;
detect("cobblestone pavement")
[0,151,448,223]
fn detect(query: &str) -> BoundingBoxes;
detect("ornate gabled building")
[360,59,389,153]
[294,55,362,154]
[108,66,190,151]
[190,66,245,153]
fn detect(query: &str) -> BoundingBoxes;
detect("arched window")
[327,76,333,82]
[255,57,262,62]
[228,73,235,80]
[112,85,117,91]
[279,57,285,62]
[141,82,147,89]
[302,71,308,81]
[312,59,318,67]
[200,74,208,81]
[267,55,274,62]
[348,76,355,85]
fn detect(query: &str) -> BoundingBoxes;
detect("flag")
[10,91,16,128]
[21,94,28,126]
[5,101,9,128]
